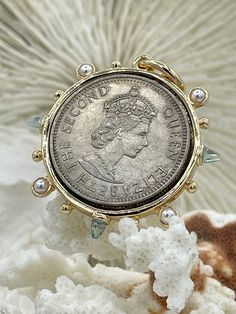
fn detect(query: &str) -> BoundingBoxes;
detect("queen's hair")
[91,114,140,149]
[91,86,157,149]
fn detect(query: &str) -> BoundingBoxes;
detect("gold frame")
[39,59,202,222]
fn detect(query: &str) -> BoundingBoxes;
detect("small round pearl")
[190,88,207,103]
[33,177,49,194]
[159,207,177,225]
[77,63,94,77]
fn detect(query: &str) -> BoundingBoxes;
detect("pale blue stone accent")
[91,218,107,239]
[203,145,220,163]
[27,115,43,130]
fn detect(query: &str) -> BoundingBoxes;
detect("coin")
[48,70,194,215]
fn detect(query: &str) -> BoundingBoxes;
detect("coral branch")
[109,216,198,313]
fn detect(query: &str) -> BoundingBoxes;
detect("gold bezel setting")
[31,55,220,229]
[41,66,200,219]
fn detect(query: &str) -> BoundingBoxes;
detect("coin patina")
[32,55,220,233]
[44,69,196,217]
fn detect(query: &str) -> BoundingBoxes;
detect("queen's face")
[120,122,149,158]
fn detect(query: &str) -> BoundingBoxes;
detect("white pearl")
[190,88,206,103]
[160,207,177,225]
[33,178,49,194]
[77,63,93,76]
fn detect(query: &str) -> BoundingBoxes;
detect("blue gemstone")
[203,145,220,163]
[27,115,43,130]
[91,219,107,239]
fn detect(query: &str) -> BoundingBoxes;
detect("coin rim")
[41,67,200,218]
[49,73,191,209]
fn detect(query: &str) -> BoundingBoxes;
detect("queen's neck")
[95,138,123,173]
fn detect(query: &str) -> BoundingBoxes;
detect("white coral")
[184,277,236,314]
[35,276,126,314]
[0,246,161,314]
[0,287,35,314]
[74,262,148,298]
[0,0,236,312]
[1,0,236,213]
[0,245,85,293]
[0,242,236,314]
[1,275,236,314]
[109,216,198,313]
[42,194,122,260]
[34,275,164,314]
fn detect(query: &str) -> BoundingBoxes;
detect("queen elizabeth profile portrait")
[78,85,157,183]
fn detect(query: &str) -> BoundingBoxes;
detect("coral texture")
[185,210,236,294]
[0,228,236,313]
[0,0,236,313]
[43,194,122,261]
[183,277,236,314]
[35,277,127,314]
[0,287,35,314]
[0,246,84,292]
[109,216,198,313]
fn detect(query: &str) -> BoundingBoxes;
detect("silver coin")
[48,71,194,214]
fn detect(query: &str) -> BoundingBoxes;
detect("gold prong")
[132,216,140,228]
[92,211,110,224]
[60,202,74,215]
[185,181,197,193]
[196,145,204,166]
[32,150,43,162]
[199,117,209,129]
[54,90,64,99]
[112,61,122,68]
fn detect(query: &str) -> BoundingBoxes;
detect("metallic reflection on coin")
[48,71,194,214]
